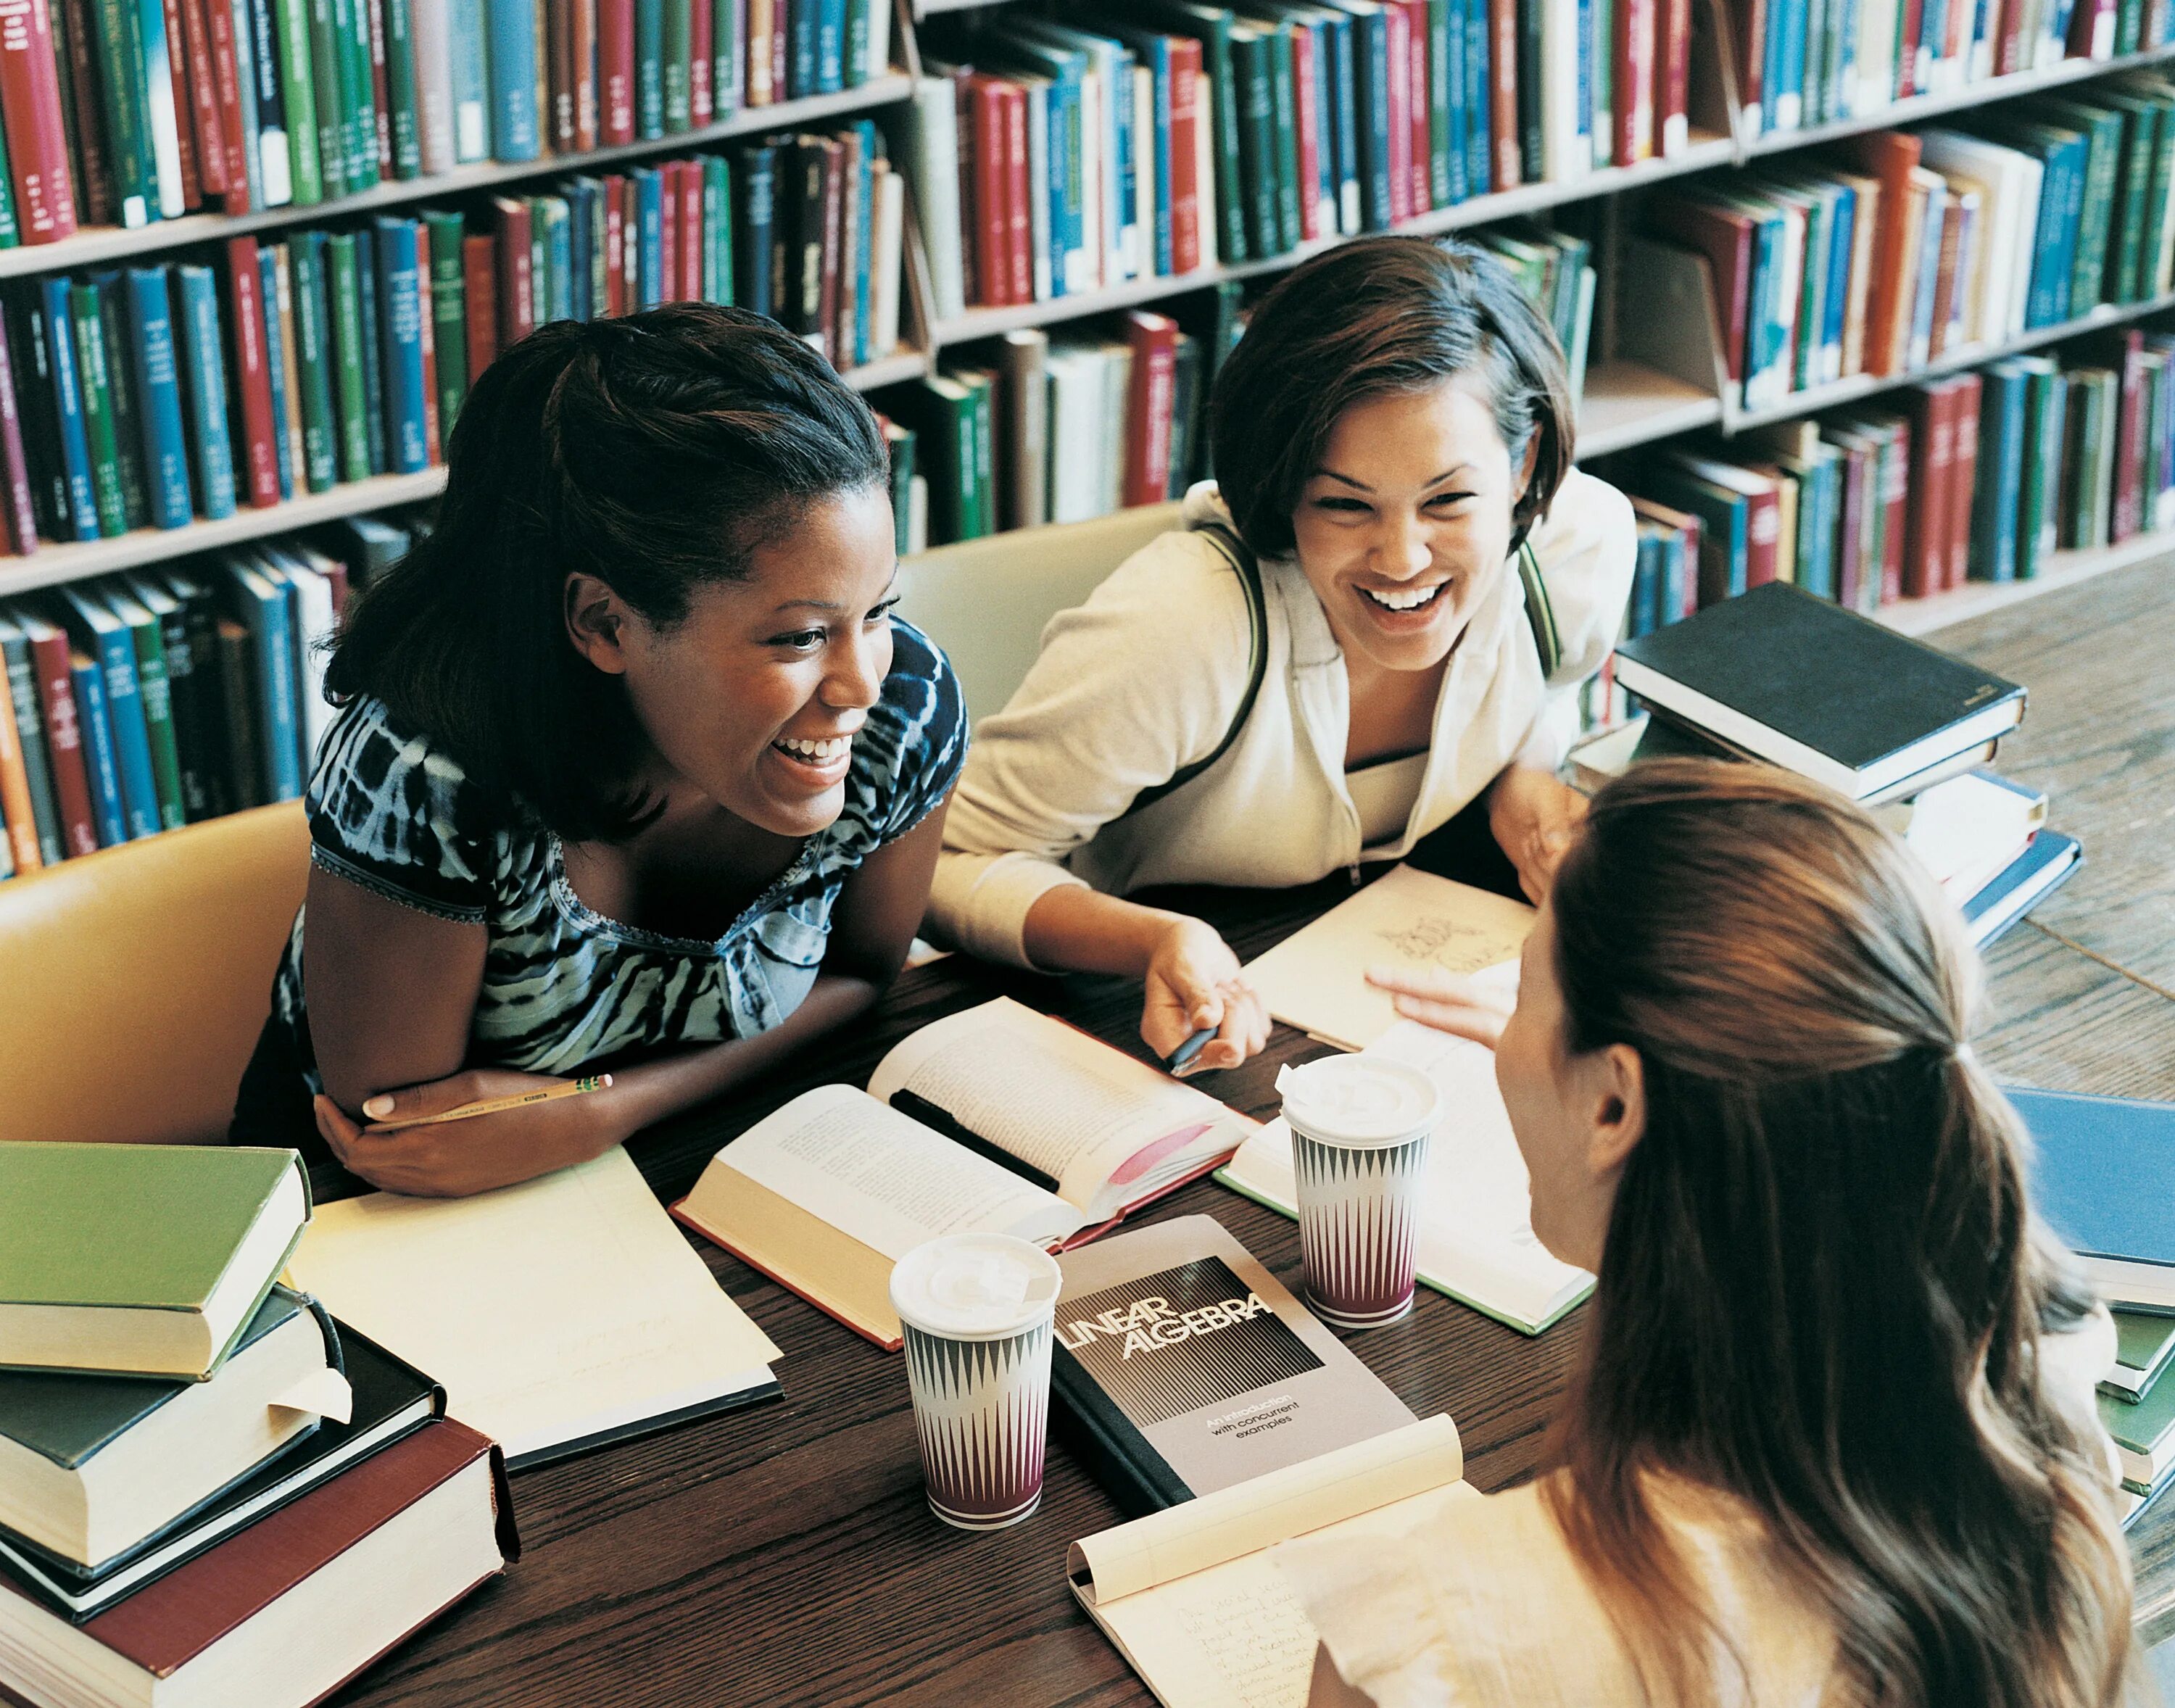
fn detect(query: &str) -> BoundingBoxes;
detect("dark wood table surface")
[334,555,2175,1707]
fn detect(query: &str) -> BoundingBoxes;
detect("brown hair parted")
[1206,235,1575,560]
[325,304,891,842]
[1542,758,2137,1708]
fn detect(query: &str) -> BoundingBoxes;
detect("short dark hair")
[1207,236,1576,560]
[325,304,891,842]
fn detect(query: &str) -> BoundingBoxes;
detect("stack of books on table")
[0,1141,514,1708]
[2009,1087,2175,1527]
[1594,580,2081,944]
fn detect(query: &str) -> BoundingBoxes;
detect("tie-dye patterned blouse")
[268,618,966,1086]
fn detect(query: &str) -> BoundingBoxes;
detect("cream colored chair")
[0,802,310,1148]
[898,502,1183,726]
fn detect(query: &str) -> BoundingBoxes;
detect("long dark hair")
[326,304,890,841]
[1206,236,1575,560]
[1542,758,2135,1708]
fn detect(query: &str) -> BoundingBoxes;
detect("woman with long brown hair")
[1289,758,2134,1708]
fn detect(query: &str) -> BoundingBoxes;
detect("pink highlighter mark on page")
[1109,1122,1212,1187]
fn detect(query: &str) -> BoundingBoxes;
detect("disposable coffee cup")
[890,1232,1063,1530]
[1277,1056,1439,1330]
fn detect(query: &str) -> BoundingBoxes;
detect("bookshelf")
[1880,529,2175,635]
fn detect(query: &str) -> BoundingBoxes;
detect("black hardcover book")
[1612,581,2026,801]
[0,1318,442,1622]
[737,141,778,320]
[5,289,68,542]
[1049,1216,1416,1517]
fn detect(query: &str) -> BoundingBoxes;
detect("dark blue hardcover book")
[36,280,101,541]
[816,0,845,91]
[637,0,665,133]
[1574,0,1592,160]
[62,639,127,846]
[254,249,294,500]
[244,0,289,202]
[1342,1,1393,231]
[787,0,815,97]
[542,196,573,322]
[371,217,429,476]
[487,0,542,158]
[1432,0,1462,204]
[2008,1080,2175,1307]
[123,270,194,529]
[1463,0,1488,196]
[215,555,302,802]
[170,266,238,523]
[567,180,597,323]
[1970,362,2030,584]
[1629,529,1661,637]
[634,165,665,310]
[1321,7,1356,233]
[351,228,386,475]
[58,587,159,842]
[1227,26,1279,257]
[736,144,776,316]
[1659,529,1689,626]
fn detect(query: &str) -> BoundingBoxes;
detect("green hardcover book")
[0,1143,312,1382]
[2102,94,2158,304]
[2102,1362,2175,1493]
[304,0,350,197]
[67,287,128,540]
[86,0,160,226]
[2106,1309,2175,1403]
[2130,90,2175,304]
[381,0,423,176]
[0,119,19,247]
[272,0,323,203]
[154,568,235,820]
[2016,357,2063,583]
[663,0,692,130]
[1227,24,1280,260]
[213,614,265,810]
[101,585,186,831]
[1256,20,1300,251]
[2038,99,2126,311]
[1130,0,1247,263]
[1591,0,1612,167]
[890,375,976,544]
[0,1289,327,1576]
[88,278,148,530]
[329,0,378,190]
[121,572,211,821]
[2115,0,2145,55]
[703,154,734,304]
[323,231,373,484]
[964,368,995,539]
[842,0,868,86]
[289,236,341,493]
[883,419,914,554]
[1425,0,1452,206]
[422,210,468,434]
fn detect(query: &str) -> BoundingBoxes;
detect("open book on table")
[674,998,1253,1349]
[1069,1414,1472,1708]
[1216,978,1592,1335]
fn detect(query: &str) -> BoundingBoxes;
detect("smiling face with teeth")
[1289,379,1536,681]
[563,484,900,840]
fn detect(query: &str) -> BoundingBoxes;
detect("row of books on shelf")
[0,0,894,241]
[0,510,414,877]
[0,117,904,554]
[1604,322,2175,638]
[879,221,1594,548]
[1723,0,2174,141]
[1648,81,2175,410]
[903,0,1689,317]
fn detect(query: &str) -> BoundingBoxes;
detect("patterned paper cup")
[1278,1057,1439,1330]
[890,1233,1063,1530]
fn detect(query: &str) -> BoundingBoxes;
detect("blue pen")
[1166,1027,1216,1075]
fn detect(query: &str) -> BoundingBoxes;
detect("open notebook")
[286,1147,782,1469]
[1241,866,1533,1052]
[1217,990,1592,1335]
[674,998,1252,1349]
[1069,1415,1472,1708]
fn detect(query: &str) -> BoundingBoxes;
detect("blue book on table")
[371,217,430,475]
[123,268,194,528]
[171,266,238,521]
[58,586,159,841]
[488,0,542,159]
[63,637,127,847]
[37,279,101,541]
[255,249,294,499]
[2011,1085,2175,1308]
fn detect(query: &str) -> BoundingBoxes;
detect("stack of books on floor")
[1589,580,2081,943]
[903,0,1691,318]
[2008,1087,2175,1527]
[0,1141,514,1708]
[0,0,894,244]
[0,511,423,881]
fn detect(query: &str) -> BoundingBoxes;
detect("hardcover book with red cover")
[1402,0,1429,213]
[1489,0,1519,185]
[998,81,1032,305]
[687,0,711,124]
[54,0,115,223]
[1646,199,1754,384]
[1122,310,1179,507]
[461,233,499,378]
[204,0,254,205]
[573,0,599,147]
[18,612,98,854]
[0,0,81,241]
[1615,0,1655,162]
[1169,38,1204,270]
[1383,0,1412,222]
[493,196,534,349]
[675,157,704,304]
[1288,18,1324,239]
[966,73,1010,305]
[1832,130,1923,376]
[600,0,635,142]
[1902,381,1955,600]
[1945,371,1981,586]
[1654,0,1688,154]
[161,0,207,207]
[223,238,282,508]
[658,167,681,305]
[173,0,225,198]
[603,174,629,315]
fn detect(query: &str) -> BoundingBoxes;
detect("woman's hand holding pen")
[1143,916,1270,1077]
[311,1067,630,1198]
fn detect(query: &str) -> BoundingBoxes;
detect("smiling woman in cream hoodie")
[927,237,1637,1073]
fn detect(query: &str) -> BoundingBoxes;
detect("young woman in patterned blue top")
[231,304,967,1198]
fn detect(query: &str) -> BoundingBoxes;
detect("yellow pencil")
[365,1075,614,1132]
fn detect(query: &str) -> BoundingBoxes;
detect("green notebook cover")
[0,1290,310,1469]
[0,1143,307,1315]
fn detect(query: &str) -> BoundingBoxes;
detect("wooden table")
[334,555,2175,1707]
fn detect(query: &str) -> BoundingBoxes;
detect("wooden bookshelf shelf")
[0,78,915,283]
[1879,529,2175,634]
[1742,43,2175,159]
[1579,361,1725,457]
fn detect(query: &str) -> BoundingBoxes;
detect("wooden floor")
[327,551,2175,1705]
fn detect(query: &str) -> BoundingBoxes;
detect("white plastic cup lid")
[1277,1056,1440,1148]
[890,1232,1064,1341]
